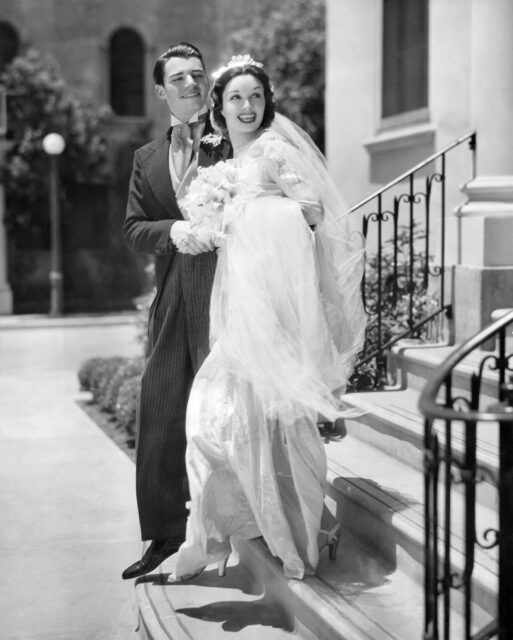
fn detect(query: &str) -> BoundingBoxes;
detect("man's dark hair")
[153,42,205,86]
[211,65,276,137]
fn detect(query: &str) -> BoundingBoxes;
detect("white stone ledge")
[363,122,436,155]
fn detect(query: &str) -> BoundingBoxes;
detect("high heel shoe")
[217,555,229,577]
[170,553,230,583]
[318,523,341,560]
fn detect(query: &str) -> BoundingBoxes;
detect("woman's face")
[221,74,266,139]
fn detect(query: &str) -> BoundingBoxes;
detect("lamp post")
[0,84,13,314]
[42,133,66,317]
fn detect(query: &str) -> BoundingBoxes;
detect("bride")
[172,55,365,580]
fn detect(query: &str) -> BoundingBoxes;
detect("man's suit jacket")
[122,117,230,290]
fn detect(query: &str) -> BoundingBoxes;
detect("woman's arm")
[263,137,324,226]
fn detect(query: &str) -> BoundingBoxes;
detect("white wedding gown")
[175,123,365,579]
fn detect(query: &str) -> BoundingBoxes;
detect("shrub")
[348,225,439,391]
[2,49,110,238]
[78,357,106,392]
[116,375,141,438]
[88,356,129,404]
[101,357,145,413]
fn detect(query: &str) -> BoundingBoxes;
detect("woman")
[172,56,365,580]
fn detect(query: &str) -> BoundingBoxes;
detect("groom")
[122,42,231,579]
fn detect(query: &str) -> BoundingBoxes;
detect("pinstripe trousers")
[136,250,217,541]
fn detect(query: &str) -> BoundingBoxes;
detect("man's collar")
[170,105,208,127]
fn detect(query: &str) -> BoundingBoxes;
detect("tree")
[224,0,325,151]
[1,48,111,240]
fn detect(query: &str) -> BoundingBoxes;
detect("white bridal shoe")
[168,554,230,583]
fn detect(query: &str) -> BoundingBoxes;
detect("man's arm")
[123,148,215,255]
[122,149,177,255]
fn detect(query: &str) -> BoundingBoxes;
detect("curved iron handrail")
[419,308,513,422]
[420,308,513,640]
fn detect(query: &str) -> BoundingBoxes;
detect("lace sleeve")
[259,134,324,226]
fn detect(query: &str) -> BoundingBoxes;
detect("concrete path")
[0,314,142,640]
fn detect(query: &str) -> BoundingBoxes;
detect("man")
[121,42,231,580]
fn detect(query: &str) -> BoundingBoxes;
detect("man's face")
[155,56,209,122]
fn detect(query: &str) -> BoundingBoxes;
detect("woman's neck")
[229,129,262,156]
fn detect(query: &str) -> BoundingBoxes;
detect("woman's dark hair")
[211,64,276,137]
[153,42,205,86]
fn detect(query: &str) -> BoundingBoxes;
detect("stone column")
[0,140,13,315]
[453,177,513,342]
[452,0,513,343]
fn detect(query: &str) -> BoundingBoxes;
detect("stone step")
[134,535,414,640]
[341,388,498,508]
[134,553,301,640]
[134,431,496,640]
[135,529,466,640]
[323,431,497,625]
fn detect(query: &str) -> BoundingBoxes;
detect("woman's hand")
[299,200,324,226]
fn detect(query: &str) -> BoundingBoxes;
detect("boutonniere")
[200,133,224,148]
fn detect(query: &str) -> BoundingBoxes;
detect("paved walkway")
[0,314,142,640]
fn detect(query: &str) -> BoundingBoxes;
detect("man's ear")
[155,85,166,101]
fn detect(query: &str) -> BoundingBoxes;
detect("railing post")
[424,417,440,640]
[497,379,513,640]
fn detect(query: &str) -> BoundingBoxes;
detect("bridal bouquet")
[179,161,258,246]
[180,161,255,241]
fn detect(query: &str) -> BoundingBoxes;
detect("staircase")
[133,340,500,639]
[130,130,504,639]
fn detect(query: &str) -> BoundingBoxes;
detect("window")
[109,28,144,116]
[382,0,428,118]
[0,21,20,73]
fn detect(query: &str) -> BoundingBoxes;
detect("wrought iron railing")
[419,309,513,640]
[349,132,477,390]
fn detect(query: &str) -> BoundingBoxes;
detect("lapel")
[146,135,180,216]
[145,115,232,216]
[198,117,232,168]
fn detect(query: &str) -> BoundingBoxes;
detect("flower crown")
[212,54,264,80]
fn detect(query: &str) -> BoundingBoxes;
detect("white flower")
[200,133,223,147]
[179,161,256,235]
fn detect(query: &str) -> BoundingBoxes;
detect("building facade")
[0,0,258,313]
[326,0,513,340]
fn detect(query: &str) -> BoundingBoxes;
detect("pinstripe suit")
[123,118,231,540]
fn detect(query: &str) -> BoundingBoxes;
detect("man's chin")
[180,99,206,118]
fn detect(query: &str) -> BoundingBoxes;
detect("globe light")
[42,132,66,156]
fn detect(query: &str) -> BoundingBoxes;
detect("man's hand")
[170,221,215,254]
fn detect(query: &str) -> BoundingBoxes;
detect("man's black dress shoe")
[122,537,183,580]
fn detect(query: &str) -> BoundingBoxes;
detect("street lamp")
[42,133,66,317]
